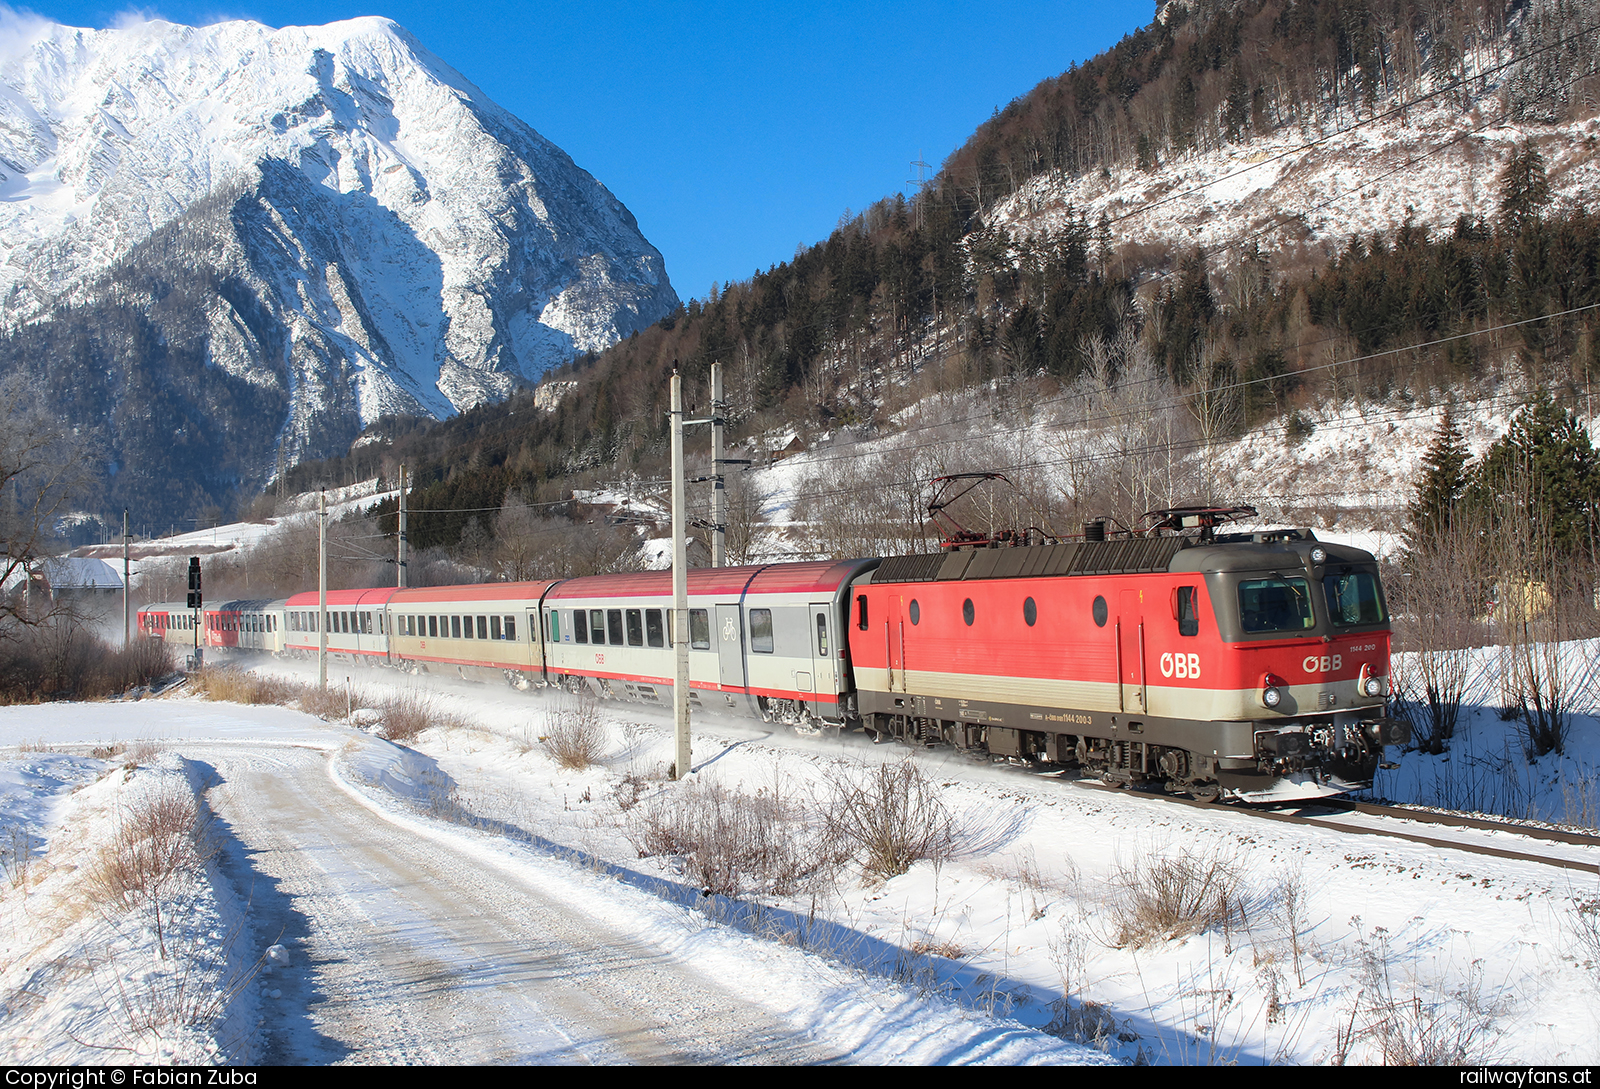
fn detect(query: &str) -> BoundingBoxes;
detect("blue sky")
[31,2,1155,302]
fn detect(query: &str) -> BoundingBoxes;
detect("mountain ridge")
[0,13,677,522]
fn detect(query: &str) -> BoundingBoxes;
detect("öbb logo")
[1302,654,1343,674]
[1159,652,1200,679]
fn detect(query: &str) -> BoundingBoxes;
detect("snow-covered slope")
[990,94,1600,277]
[0,13,677,433]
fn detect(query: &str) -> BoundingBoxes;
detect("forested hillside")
[275,0,1600,577]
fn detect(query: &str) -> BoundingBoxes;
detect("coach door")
[1118,589,1147,713]
[807,603,834,718]
[715,604,746,691]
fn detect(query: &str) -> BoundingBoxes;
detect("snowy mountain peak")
[0,12,677,477]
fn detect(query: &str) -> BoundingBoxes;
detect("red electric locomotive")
[847,506,1403,802]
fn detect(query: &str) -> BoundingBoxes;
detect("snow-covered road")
[196,741,836,1063]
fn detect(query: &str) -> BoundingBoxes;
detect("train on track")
[138,505,1404,802]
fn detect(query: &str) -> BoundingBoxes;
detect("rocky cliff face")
[0,15,677,520]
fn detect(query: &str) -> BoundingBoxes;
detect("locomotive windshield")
[1323,570,1387,626]
[1238,577,1315,633]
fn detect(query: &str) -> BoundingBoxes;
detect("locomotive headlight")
[1358,662,1386,698]
[1262,685,1282,708]
[1309,546,1327,564]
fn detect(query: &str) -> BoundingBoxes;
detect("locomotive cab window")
[1324,571,1386,626]
[1176,586,1199,637]
[1238,577,1315,633]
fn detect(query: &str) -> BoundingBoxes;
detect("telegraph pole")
[397,464,408,588]
[318,487,328,689]
[670,366,691,779]
[122,508,130,647]
[710,362,725,567]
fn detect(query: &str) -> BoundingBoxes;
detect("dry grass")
[190,667,300,706]
[375,689,464,742]
[1106,842,1244,949]
[1571,895,1600,984]
[626,777,834,897]
[828,758,955,881]
[85,784,216,959]
[539,691,606,769]
[1332,927,1505,1065]
[296,683,351,721]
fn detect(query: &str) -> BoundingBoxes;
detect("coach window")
[626,609,643,646]
[606,609,624,645]
[447,616,458,638]
[690,609,710,649]
[590,609,605,644]
[908,599,920,625]
[491,616,503,640]
[750,608,774,653]
[1176,586,1199,637]
[427,616,437,638]
[1024,597,1037,626]
[574,611,587,643]
[646,609,664,648]
[477,616,489,640]
[857,594,868,631]
[505,615,516,641]
[1092,596,1108,627]
[962,598,975,626]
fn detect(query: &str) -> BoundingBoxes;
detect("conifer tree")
[1406,405,1471,551]
[1471,393,1599,557]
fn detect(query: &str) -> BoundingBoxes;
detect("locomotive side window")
[1092,596,1107,627]
[1023,597,1037,626]
[1324,572,1386,626]
[962,599,974,626]
[626,609,643,646]
[750,609,774,653]
[1177,586,1199,637]
[646,609,664,647]
[908,599,920,625]
[857,595,868,631]
[1238,577,1315,633]
[690,609,711,649]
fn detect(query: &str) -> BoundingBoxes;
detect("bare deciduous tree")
[0,375,90,635]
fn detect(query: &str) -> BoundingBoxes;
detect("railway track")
[1066,777,1600,873]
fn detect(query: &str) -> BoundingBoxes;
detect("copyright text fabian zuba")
[7,1072,258,1087]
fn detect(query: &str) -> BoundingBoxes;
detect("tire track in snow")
[196,743,836,1064]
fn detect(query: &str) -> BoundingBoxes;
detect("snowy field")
[2,647,1598,1065]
